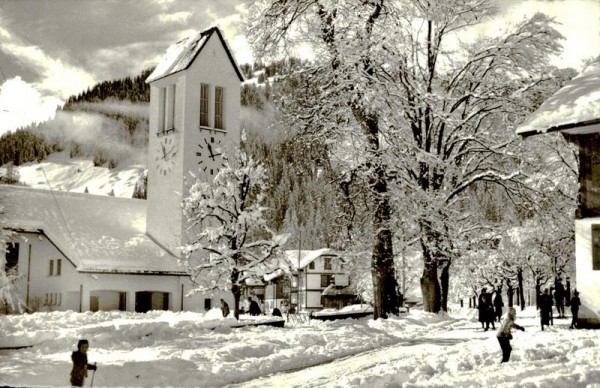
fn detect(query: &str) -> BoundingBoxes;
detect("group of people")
[477,287,504,331]
[483,282,583,364]
[539,287,581,330]
[219,296,262,318]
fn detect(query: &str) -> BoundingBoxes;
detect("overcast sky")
[0,0,598,136]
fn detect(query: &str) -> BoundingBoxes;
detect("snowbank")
[2,306,600,387]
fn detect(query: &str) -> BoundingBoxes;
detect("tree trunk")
[440,261,450,312]
[363,111,399,319]
[421,260,441,313]
[371,180,399,319]
[419,219,442,313]
[517,268,525,311]
[231,268,241,320]
[507,282,514,308]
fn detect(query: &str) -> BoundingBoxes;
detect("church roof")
[0,185,186,275]
[517,59,600,137]
[146,26,244,83]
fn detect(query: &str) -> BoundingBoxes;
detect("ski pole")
[90,362,97,387]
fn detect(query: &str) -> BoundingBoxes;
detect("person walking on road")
[220,299,230,318]
[539,288,553,331]
[554,278,566,318]
[493,287,504,323]
[570,290,581,329]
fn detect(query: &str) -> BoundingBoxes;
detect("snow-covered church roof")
[517,59,600,137]
[0,185,185,275]
[146,26,244,83]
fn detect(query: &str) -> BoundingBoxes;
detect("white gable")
[146,27,244,84]
[285,248,339,271]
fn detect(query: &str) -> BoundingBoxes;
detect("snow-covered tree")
[0,207,19,313]
[248,0,403,319]
[248,0,564,314]
[180,150,288,319]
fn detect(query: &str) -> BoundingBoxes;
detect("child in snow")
[496,307,525,363]
[70,339,97,387]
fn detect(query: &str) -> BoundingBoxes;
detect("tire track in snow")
[226,337,475,388]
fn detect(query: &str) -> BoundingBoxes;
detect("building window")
[593,224,600,270]
[321,274,332,288]
[158,87,166,132]
[5,242,19,273]
[49,259,54,276]
[200,83,209,127]
[204,298,212,311]
[324,257,332,270]
[214,86,224,129]
[165,84,176,131]
[308,261,315,270]
[57,259,62,276]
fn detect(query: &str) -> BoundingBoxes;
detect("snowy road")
[230,337,472,388]
[2,306,600,387]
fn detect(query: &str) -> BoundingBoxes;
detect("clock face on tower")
[196,137,225,174]
[155,136,178,175]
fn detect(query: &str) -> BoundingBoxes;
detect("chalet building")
[1,27,243,314]
[263,249,355,313]
[517,59,600,327]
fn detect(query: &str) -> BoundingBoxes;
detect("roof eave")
[518,118,600,139]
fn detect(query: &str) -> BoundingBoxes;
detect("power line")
[39,165,84,266]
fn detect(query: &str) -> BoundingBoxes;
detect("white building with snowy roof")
[263,249,354,313]
[517,59,600,327]
[1,26,243,314]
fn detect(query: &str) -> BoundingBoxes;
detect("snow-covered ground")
[1,152,144,198]
[1,305,599,387]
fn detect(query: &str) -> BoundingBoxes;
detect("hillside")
[5,152,145,198]
[0,58,344,251]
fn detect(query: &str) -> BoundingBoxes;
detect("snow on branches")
[180,150,288,319]
[0,207,19,313]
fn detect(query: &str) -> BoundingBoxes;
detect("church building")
[0,26,243,314]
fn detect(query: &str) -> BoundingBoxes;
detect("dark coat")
[478,293,487,322]
[221,301,230,318]
[570,295,581,312]
[539,293,553,325]
[554,282,565,306]
[249,300,261,316]
[493,293,504,308]
[70,351,96,387]
[479,292,494,323]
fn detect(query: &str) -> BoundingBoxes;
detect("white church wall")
[146,74,187,254]
[574,218,600,323]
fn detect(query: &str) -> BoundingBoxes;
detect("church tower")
[145,27,244,254]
